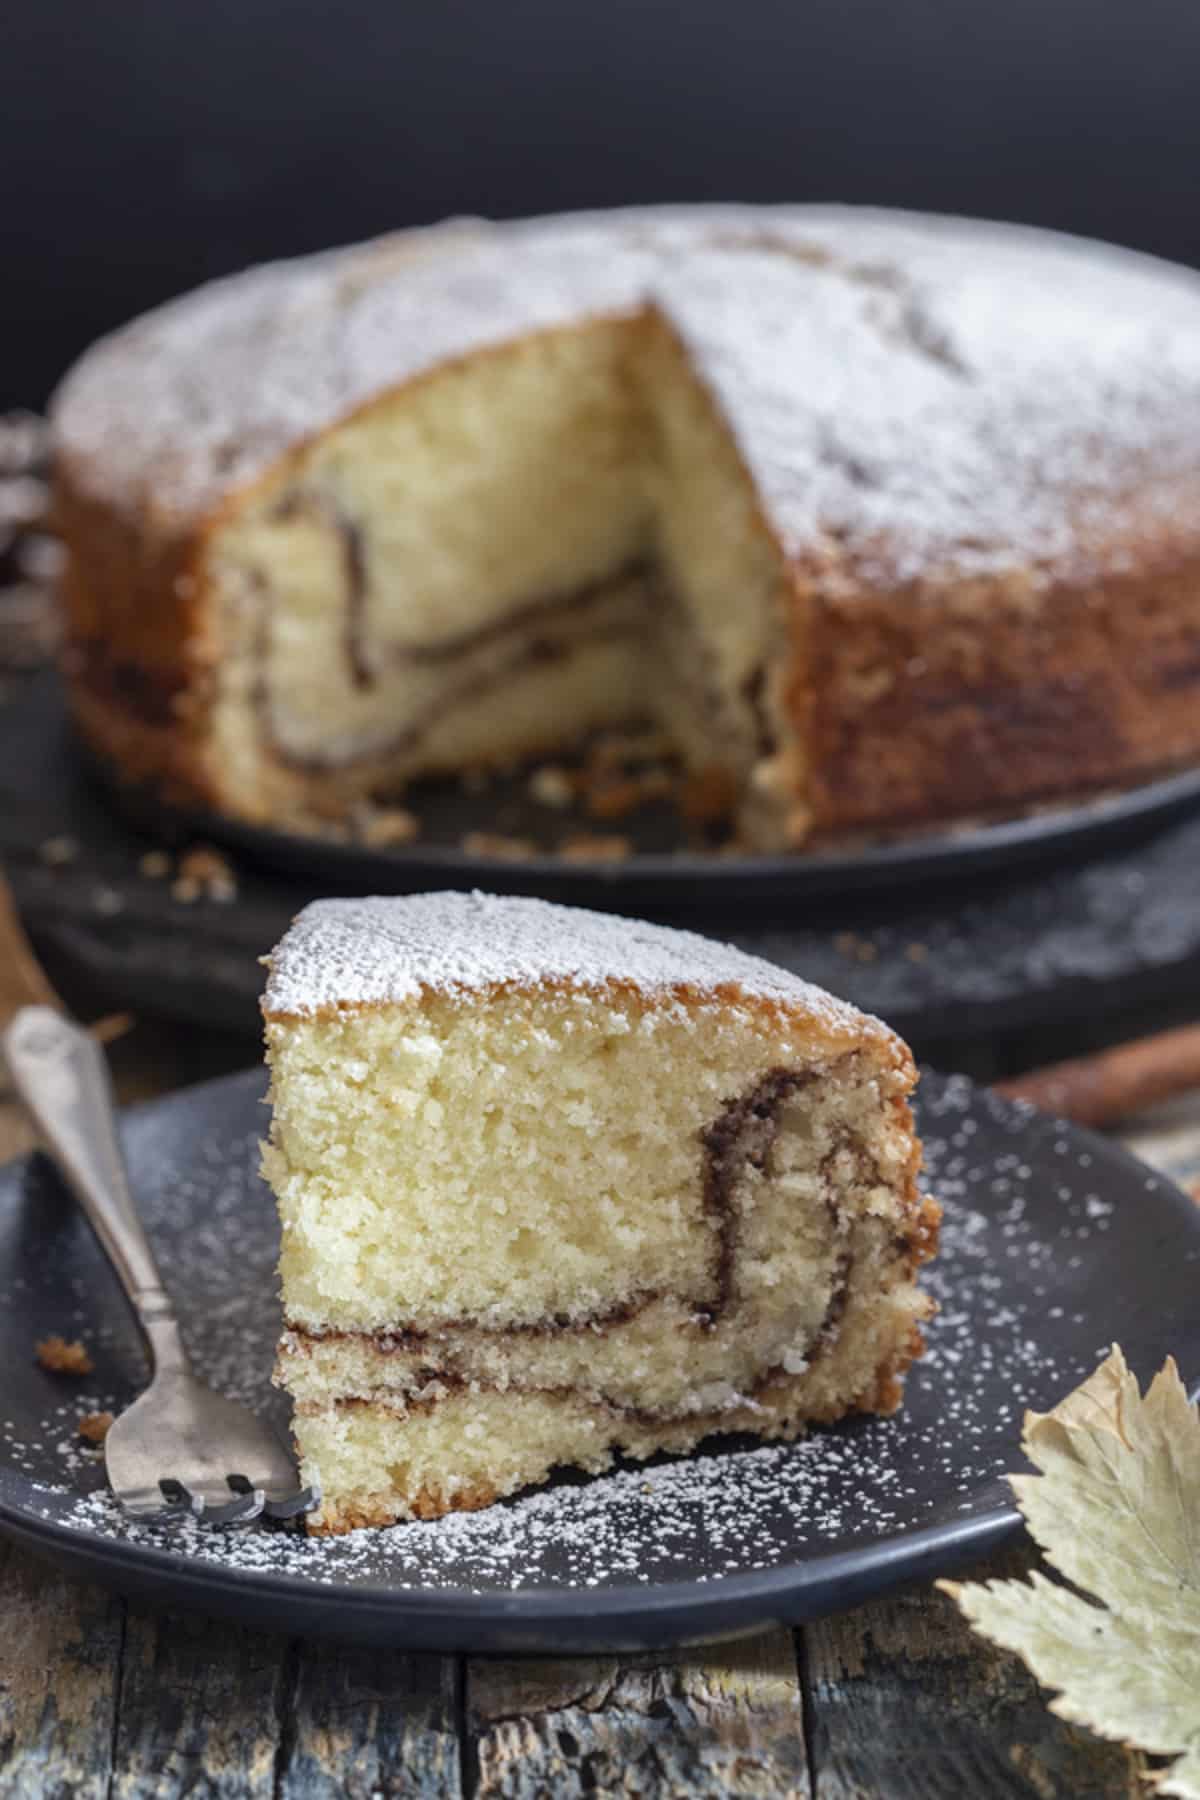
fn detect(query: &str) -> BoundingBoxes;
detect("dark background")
[4,0,1200,409]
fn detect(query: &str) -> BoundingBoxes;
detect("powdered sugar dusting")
[262,890,883,1036]
[51,205,1200,586]
[6,1068,1197,1607]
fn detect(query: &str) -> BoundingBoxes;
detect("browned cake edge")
[796,531,1200,835]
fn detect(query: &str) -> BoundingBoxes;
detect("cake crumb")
[78,1411,114,1444]
[679,767,738,823]
[585,776,644,820]
[138,849,172,878]
[833,931,879,964]
[38,835,78,867]
[461,831,538,861]
[558,833,633,863]
[357,806,420,848]
[586,727,674,771]
[528,765,575,809]
[35,1336,94,1376]
[586,771,674,820]
[574,729,678,821]
[175,843,238,902]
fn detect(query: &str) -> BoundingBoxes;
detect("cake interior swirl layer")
[203,311,792,835]
[263,940,935,1534]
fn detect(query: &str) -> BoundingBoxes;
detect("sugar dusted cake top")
[53,206,1200,589]
[262,891,888,1042]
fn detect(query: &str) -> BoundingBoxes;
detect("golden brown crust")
[798,529,1200,836]
[306,1480,502,1534]
[261,975,915,1081]
[55,467,224,813]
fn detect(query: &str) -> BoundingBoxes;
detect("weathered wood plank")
[803,1547,1145,1799]
[469,1628,807,1798]
[111,1605,288,1799]
[0,1538,123,1800]
[276,1644,461,1799]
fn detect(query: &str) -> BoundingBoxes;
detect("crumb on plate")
[173,843,238,903]
[35,1335,94,1375]
[38,834,79,867]
[678,766,738,823]
[557,832,633,863]
[355,804,420,848]
[460,831,538,861]
[527,764,575,808]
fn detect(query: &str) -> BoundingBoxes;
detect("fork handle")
[2,1006,186,1369]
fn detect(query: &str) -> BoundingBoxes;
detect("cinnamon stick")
[995,1023,1200,1129]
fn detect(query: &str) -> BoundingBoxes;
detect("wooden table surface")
[3,969,1198,1797]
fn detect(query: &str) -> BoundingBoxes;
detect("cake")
[261,890,938,1533]
[50,206,1200,850]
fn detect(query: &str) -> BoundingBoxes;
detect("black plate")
[2,1067,1198,1651]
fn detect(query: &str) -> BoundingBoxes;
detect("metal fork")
[4,1006,317,1525]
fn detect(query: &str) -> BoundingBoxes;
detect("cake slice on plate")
[261,891,939,1534]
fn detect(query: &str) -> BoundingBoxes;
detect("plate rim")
[3,1065,1199,1645]
[179,758,1200,899]
[0,1490,1019,1635]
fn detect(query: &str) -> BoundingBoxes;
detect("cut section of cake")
[261,891,939,1533]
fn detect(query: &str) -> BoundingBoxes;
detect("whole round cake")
[51,206,1200,847]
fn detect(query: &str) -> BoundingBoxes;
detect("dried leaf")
[941,1346,1200,1797]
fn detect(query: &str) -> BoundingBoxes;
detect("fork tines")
[119,1476,319,1526]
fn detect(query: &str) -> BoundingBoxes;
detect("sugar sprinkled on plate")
[1,1070,1138,1599]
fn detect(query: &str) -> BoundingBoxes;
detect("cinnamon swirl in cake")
[261,891,937,1533]
[52,207,1200,849]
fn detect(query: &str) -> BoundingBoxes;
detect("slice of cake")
[261,892,939,1533]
